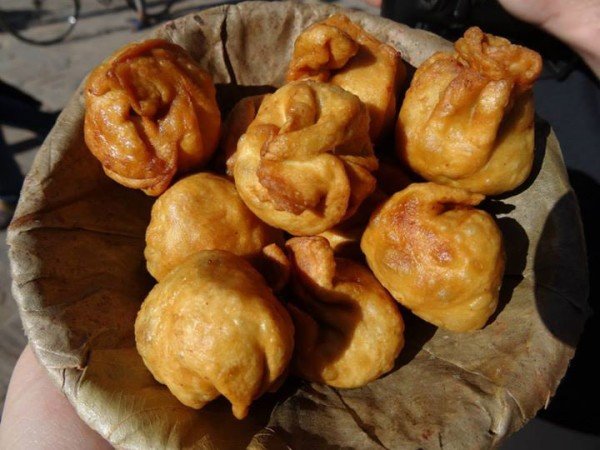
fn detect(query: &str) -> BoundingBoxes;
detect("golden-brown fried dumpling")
[361,183,505,332]
[145,173,282,281]
[286,237,404,388]
[219,95,265,177]
[397,27,542,195]
[135,250,294,420]
[84,39,221,196]
[287,14,405,142]
[234,81,378,236]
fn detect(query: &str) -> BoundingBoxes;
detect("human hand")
[0,346,110,449]
[368,0,600,76]
[498,0,600,76]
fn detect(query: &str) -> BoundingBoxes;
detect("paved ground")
[0,1,597,448]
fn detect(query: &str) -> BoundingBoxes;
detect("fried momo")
[286,237,404,388]
[234,81,378,236]
[135,250,294,420]
[287,14,404,141]
[145,173,282,281]
[397,27,542,195]
[84,39,221,196]
[361,183,505,332]
[219,95,265,177]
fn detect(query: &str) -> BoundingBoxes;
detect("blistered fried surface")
[84,39,221,196]
[286,237,404,388]
[220,95,265,177]
[135,250,294,420]
[233,81,378,236]
[361,183,505,332]
[397,27,542,195]
[144,172,282,281]
[287,14,405,141]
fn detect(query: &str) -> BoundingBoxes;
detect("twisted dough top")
[455,27,542,93]
[234,80,378,236]
[84,39,221,196]
[286,236,404,388]
[397,28,542,195]
[287,14,404,142]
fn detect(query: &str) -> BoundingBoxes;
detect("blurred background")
[1,1,598,448]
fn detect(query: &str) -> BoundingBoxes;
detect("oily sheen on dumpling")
[361,183,505,332]
[84,39,221,196]
[233,80,378,236]
[144,172,282,281]
[135,250,294,420]
[287,14,405,142]
[397,27,542,195]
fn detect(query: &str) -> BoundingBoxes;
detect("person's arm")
[0,346,110,449]
[498,0,600,77]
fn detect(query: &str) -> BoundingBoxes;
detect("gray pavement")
[0,1,597,448]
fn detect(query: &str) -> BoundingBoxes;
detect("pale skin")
[0,1,597,448]
[372,0,600,76]
[0,346,110,449]
[499,0,600,76]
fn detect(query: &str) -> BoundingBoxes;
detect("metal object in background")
[0,0,177,45]
[124,0,176,29]
[0,0,80,45]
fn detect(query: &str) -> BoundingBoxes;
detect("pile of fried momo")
[83,17,541,420]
